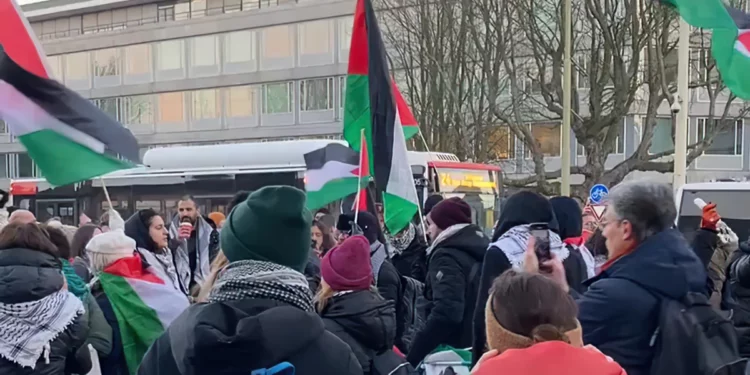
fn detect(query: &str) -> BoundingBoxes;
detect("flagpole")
[673,19,690,191]
[560,0,572,196]
[99,177,114,211]
[354,129,366,223]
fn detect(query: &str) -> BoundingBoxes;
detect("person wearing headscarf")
[138,186,363,375]
[550,196,595,286]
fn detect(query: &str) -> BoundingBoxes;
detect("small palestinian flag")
[99,256,190,375]
[304,143,370,210]
[659,0,750,99]
[342,0,420,234]
[0,0,140,186]
[392,80,419,140]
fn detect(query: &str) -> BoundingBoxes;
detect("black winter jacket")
[94,290,128,375]
[391,237,428,283]
[322,291,397,375]
[406,224,488,366]
[0,248,91,375]
[137,298,363,375]
[721,240,750,357]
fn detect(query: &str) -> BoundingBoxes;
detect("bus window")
[678,189,750,244]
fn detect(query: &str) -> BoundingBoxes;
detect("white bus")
[675,181,750,243]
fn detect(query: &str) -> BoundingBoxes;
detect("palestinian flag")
[659,0,750,99]
[0,0,140,186]
[342,0,420,234]
[392,80,419,140]
[304,142,369,210]
[99,256,190,375]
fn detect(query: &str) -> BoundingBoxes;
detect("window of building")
[158,5,176,22]
[649,117,674,154]
[191,0,207,18]
[64,52,90,88]
[338,17,353,62]
[577,119,625,156]
[577,56,590,89]
[189,35,219,77]
[698,118,743,155]
[17,153,35,178]
[226,85,257,118]
[191,89,220,120]
[261,25,293,62]
[123,95,154,127]
[157,92,186,125]
[125,44,152,76]
[223,30,256,73]
[263,82,293,114]
[488,126,515,159]
[93,48,121,78]
[339,76,346,109]
[298,20,333,63]
[527,123,561,157]
[95,98,120,121]
[300,78,334,111]
[0,154,8,179]
[156,40,184,71]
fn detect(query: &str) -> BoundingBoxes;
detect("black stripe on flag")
[0,47,141,163]
[363,0,397,194]
[304,143,361,170]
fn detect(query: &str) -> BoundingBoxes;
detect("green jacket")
[85,294,113,356]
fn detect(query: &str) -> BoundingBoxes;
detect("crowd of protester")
[0,179,749,375]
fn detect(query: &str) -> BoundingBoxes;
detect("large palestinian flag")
[304,142,369,210]
[0,0,140,186]
[660,0,750,99]
[99,256,190,375]
[342,0,420,234]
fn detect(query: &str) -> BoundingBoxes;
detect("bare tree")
[379,0,750,198]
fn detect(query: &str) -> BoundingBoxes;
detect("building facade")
[0,0,356,185]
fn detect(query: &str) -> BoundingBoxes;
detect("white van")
[675,182,750,244]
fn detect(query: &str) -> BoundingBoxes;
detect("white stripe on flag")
[388,107,419,205]
[306,160,358,191]
[127,277,190,328]
[0,80,106,153]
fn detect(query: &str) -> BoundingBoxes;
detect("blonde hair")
[89,252,130,274]
[314,280,380,313]
[196,251,229,302]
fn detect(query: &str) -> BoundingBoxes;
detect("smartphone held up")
[529,222,551,263]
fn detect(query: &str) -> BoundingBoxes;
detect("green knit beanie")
[221,186,312,272]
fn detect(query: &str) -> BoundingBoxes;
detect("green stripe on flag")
[343,74,373,170]
[404,126,419,140]
[307,176,368,210]
[661,0,734,29]
[99,273,165,375]
[19,129,133,186]
[383,192,418,236]
[713,28,750,100]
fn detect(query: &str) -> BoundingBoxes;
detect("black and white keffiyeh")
[386,223,416,257]
[488,224,568,269]
[208,260,314,312]
[0,290,84,369]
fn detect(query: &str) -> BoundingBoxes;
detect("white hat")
[86,209,135,255]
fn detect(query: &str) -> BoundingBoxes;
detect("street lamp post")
[560,0,572,196]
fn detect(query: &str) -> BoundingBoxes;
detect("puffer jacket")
[0,248,91,375]
[722,240,750,357]
[321,291,397,375]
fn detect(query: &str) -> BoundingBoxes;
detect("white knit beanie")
[86,210,135,273]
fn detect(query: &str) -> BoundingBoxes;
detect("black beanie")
[423,195,444,216]
[337,212,380,244]
[492,191,559,242]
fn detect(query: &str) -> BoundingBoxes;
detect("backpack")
[371,350,419,375]
[399,275,425,351]
[649,292,747,375]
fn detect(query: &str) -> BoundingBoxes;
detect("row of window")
[67,77,346,134]
[30,0,296,40]
[488,118,744,160]
[45,17,353,90]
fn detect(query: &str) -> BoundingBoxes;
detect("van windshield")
[678,189,750,244]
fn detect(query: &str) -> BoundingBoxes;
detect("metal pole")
[560,0,572,196]
[673,19,689,190]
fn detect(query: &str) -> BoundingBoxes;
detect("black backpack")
[371,350,419,375]
[398,275,425,352]
[649,292,747,375]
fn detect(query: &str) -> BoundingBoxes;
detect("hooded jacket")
[473,341,626,375]
[137,297,363,375]
[721,240,750,357]
[407,224,488,366]
[549,197,593,288]
[472,192,561,365]
[577,229,706,375]
[321,291,397,375]
[0,248,91,375]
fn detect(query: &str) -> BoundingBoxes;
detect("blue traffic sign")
[589,184,609,204]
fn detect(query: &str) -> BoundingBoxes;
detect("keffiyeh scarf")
[0,291,84,369]
[386,223,416,257]
[488,224,568,269]
[208,260,314,312]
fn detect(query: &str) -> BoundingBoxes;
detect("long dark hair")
[490,270,578,343]
[45,226,72,259]
[0,222,59,260]
[71,224,100,259]
[314,220,336,255]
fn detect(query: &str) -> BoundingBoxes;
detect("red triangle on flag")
[0,0,51,79]
[392,80,417,126]
[738,30,750,57]
[347,0,369,75]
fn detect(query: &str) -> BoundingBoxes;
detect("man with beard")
[169,196,220,290]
